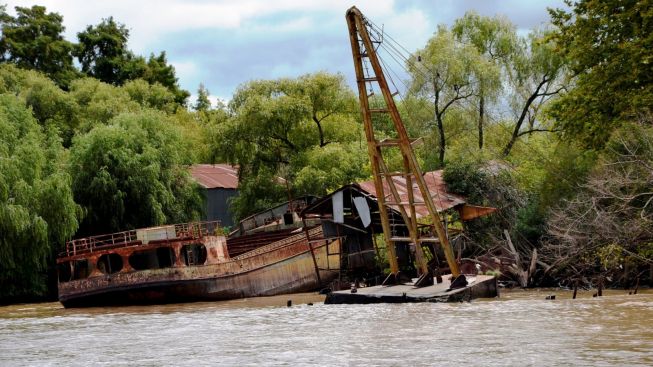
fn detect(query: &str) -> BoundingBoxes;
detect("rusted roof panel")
[190,164,239,189]
[357,170,466,217]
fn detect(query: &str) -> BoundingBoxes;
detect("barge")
[57,219,341,308]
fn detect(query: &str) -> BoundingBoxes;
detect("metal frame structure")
[346,6,460,282]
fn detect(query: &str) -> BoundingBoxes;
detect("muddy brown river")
[0,289,651,366]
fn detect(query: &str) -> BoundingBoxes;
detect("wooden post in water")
[597,276,603,297]
[573,279,578,299]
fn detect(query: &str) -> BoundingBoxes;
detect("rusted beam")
[346,7,459,278]
[303,219,322,286]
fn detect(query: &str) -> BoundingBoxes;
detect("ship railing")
[64,220,221,257]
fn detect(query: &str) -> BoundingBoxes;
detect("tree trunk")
[312,114,328,147]
[502,76,548,156]
[478,94,484,150]
[504,230,528,287]
[437,113,446,166]
[434,83,446,167]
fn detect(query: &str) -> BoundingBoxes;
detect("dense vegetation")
[0,0,651,302]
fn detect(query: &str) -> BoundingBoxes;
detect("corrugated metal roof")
[190,164,239,189]
[357,170,466,217]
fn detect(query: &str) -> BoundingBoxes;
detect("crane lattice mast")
[345,6,461,285]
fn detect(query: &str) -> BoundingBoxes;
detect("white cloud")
[382,8,431,52]
[171,60,199,81]
[3,0,564,100]
[5,0,399,51]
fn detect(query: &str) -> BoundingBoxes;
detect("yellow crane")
[345,6,463,286]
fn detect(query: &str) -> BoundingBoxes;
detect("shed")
[190,164,239,228]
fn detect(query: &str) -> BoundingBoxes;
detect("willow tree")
[408,25,488,166]
[0,94,80,299]
[213,72,366,219]
[69,111,203,235]
[453,12,515,150]
[502,31,567,156]
[450,12,567,157]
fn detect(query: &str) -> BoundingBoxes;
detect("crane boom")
[345,6,461,283]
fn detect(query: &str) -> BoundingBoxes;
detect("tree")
[453,12,515,149]
[68,77,139,131]
[75,17,132,84]
[69,111,203,235]
[142,51,189,105]
[194,83,211,112]
[408,26,485,166]
[502,31,567,156]
[296,72,357,147]
[0,64,80,147]
[214,72,365,219]
[0,94,80,300]
[548,0,653,149]
[0,5,77,88]
[123,79,177,113]
[543,119,653,283]
[448,13,568,157]
[76,18,188,105]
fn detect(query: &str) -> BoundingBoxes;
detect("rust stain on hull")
[58,224,341,308]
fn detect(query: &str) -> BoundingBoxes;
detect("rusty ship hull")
[57,223,340,308]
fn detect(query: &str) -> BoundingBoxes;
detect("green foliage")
[548,0,653,148]
[452,12,513,149]
[443,157,536,251]
[501,30,567,156]
[69,111,203,235]
[452,12,517,61]
[409,25,486,165]
[75,17,188,105]
[0,5,78,88]
[228,167,288,220]
[214,72,366,220]
[68,77,139,132]
[513,196,546,245]
[0,94,80,298]
[75,17,133,84]
[293,141,368,195]
[195,83,211,112]
[407,13,567,163]
[142,52,189,105]
[537,142,596,208]
[0,64,80,147]
[0,5,205,301]
[123,79,177,113]
[442,160,489,204]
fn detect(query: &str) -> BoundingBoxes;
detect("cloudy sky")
[5,0,565,104]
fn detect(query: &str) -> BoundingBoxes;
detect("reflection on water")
[0,289,651,366]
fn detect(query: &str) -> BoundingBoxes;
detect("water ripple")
[0,290,651,366]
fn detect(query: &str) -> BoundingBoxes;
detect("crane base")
[325,274,497,304]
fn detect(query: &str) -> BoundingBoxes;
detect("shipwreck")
[57,197,342,307]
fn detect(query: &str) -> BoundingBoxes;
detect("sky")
[5,0,566,105]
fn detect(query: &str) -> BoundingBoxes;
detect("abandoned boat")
[57,199,343,307]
